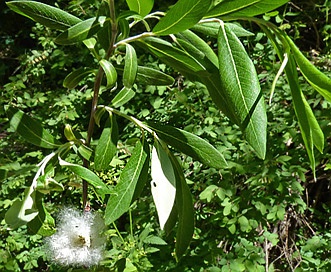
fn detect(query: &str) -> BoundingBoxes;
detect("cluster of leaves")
[2,0,331,271]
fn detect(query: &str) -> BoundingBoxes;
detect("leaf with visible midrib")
[153,0,211,36]
[6,1,81,30]
[125,0,154,17]
[217,23,267,159]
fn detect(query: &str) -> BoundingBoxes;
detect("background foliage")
[1,0,331,271]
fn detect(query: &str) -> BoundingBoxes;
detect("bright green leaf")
[123,43,138,88]
[125,0,154,17]
[111,87,136,108]
[100,59,118,87]
[153,0,211,35]
[147,122,227,168]
[63,67,95,89]
[6,0,81,30]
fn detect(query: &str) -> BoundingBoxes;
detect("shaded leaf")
[192,22,253,38]
[123,43,138,88]
[6,0,81,30]
[63,67,95,89]
[111,87,136,108]
[136,66,174,86]
[147,122,227,168]
[100,59,117,87]
[105,139,148,224]
[153,0,211,35]
[125,0,154,17]
[7,108,60,149]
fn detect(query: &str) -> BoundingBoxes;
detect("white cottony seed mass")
[45,207,105,267]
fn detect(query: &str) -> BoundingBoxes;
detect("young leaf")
[286,36,331,102]
[105,139,149,224]
[147,122,227,168]
[63,67,96,89]
[7,107,60,149]
[6,0,81,30]
[125,0,154,17]
[151,142,176,230]
[206,0,289,18]
[100,59,118,87]
[55,17,104,45]
[136,66,175,86]
[94,113,119,171]
[111,87,136,108]
[123,44,138,88]
[153,0,211,35]
[217,22,267,159]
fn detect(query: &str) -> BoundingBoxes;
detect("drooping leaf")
[94,113,119,171]
[58,157,109,194]
[147,122,227,168]
[151,142,176,230]
[63,67,96,89]
[6,0,81,30]
[286,36,331,102]
[55,17,105,45]
[206,0,289,18]
[100,59,118,87]
[217,22,267,159]
[111,87,136,108]
[123,44,138,88]
[125,0,154,17]
[105,139,149,224]
[153,0,212,35]
[7,108,60,149]
[136,66,174,86]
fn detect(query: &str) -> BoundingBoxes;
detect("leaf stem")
[83,0,118,210]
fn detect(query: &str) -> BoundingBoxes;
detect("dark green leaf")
[94,113,119,171]
[6,0,81,30]
[63,67,96,89]
[147,122,227,168]
[217,23,267,159]
[206,0,289,18]
[100,59,118,87]
[55,17,104,45]
[125,0,154,17]
[192,22,253,38]
[153,0,212,35]
[111,87,136,108]
[105,139,149,224]
[123,44,138,88]
[7,108,60,149]
[136,66,174,86]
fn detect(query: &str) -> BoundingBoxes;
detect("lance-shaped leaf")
[168,150,194,260]
[105,139,149,224]
[8,108,60,149]
[147,122,227,168]
[55,17,105,45]
[100,59,118,87]
[192,22,253,38]
[153,0,211,35]
[286,36,331,102]
[111,87,136,108]
[58,157,109,194]
[126,0,154,17]
[63,67,96,89]
[6,0,81,30]
[206,0,289,18]
[94,113,119,171]
[151,142,176,230]
[123,44,138,88]
[136,66,174,86]
[217,23,267,159]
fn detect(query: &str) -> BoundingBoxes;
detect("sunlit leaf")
[100,59,118,87]
[192,22,253,38]
[136,66,174,86]
[111,87,136,108]
[123,44,138,88]
[125,0,154,17]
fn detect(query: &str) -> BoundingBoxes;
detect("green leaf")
[58,157,109,194]
[192,22,253,38]
[100,59,118,88]
[105,139,149,224]
[55,17,104,45]
[206,0,289,18]
[125,0,154,17]
[147,122,227,168]
[111,87,136,108]
[286,36,331,102]
[6,0,81,30]
[7,108,60,149]
[217,22,267,159]
[63,67,95,89]
[94,113,119,171]
[151,142,176,230]
[123,44,138,88]
[153,0,212,35]
[136,66,174,86]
